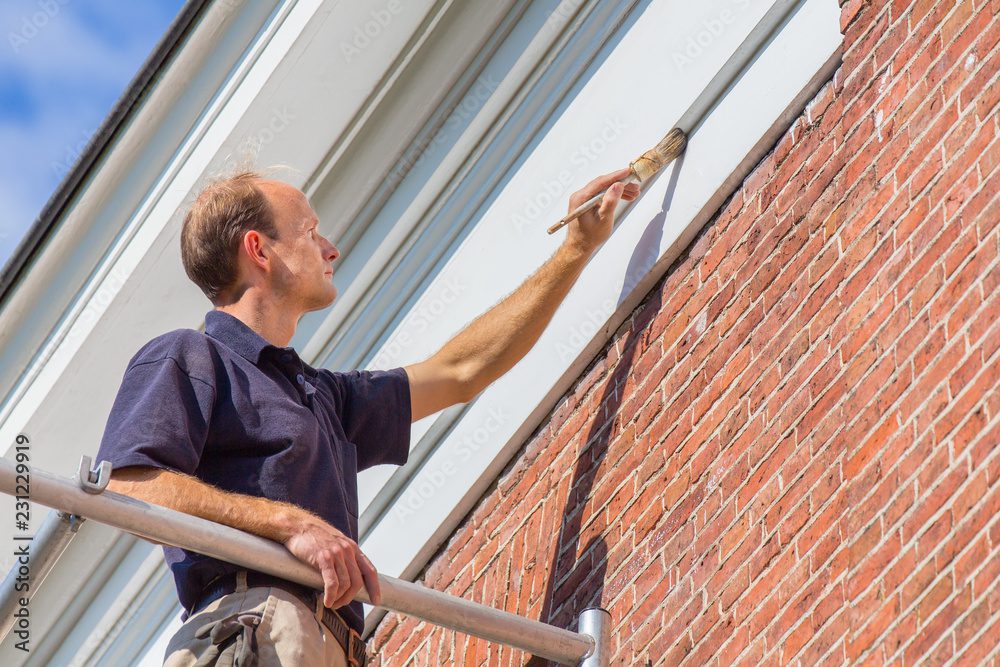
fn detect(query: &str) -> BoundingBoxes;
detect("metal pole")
[0,509,82,641]
[578,608,610,667]
[0,458,595,665]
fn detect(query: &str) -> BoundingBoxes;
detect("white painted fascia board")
[359,0,841,609]
[298,0,603,368]
[349,0,783,531]
[309,0,651,511]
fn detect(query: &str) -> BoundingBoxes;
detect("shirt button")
[296,373,305,385]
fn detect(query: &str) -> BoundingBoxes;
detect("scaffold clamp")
[78,455,112,494]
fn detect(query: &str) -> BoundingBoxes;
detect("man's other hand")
[283,517,382,609]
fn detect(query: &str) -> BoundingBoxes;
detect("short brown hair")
[180,171,278,304]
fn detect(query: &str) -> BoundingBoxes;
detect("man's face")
[254,179,340,312]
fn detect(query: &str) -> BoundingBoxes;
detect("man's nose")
[325,240,340,262]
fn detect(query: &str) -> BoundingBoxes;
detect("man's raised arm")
[405,167,640,421]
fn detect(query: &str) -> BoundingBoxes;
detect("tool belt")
[192,569,368,666]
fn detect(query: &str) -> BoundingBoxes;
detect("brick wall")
[370,0,999,663]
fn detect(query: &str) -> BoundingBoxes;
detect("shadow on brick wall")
[526,162,684,665]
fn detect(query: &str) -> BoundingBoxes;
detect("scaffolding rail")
[0,457,607,665]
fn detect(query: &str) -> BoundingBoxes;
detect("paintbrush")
[546,127,687,234]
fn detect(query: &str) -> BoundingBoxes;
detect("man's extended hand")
[283,515,382,610]
[402,166,642,421]
[563,166,641,253]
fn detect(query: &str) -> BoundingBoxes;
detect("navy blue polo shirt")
[94,309,411,634]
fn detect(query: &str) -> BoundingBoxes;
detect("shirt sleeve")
[321,366,411,470]
[95,355,216,476]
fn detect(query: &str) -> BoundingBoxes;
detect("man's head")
[181,171,340,313]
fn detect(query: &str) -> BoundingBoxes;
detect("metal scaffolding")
[0,457,608,665]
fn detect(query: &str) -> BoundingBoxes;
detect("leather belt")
[191,569,368,666]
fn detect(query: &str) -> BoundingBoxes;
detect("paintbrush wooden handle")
[546,173,638,235]
[546,192,604,234]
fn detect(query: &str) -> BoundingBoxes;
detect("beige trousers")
[163,571,348,666]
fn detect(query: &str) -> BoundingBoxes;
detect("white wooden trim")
[357,0,841,600]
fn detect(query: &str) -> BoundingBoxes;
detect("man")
[95,167,639,665]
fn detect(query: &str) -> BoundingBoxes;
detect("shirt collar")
[204,309,279,365]
[203,310,318,379]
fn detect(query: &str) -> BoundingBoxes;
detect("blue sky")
[0,0,185,273]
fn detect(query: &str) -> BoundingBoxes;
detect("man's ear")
[243,229,271,272]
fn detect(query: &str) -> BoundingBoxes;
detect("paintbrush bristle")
[653,127,687,160]
[630,127,687,182]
